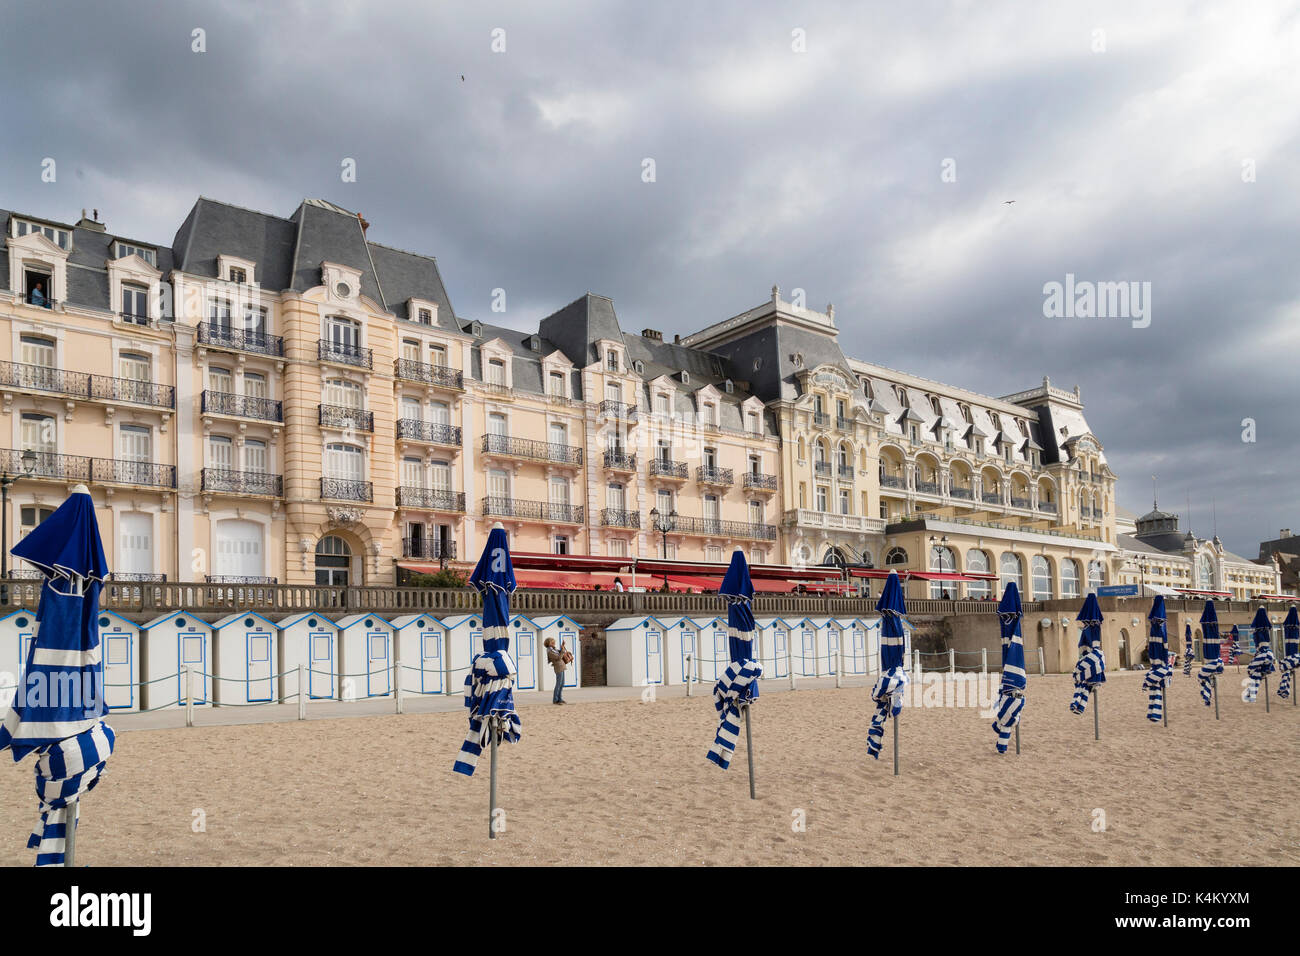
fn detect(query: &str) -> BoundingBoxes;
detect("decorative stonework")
[326,506,363,526]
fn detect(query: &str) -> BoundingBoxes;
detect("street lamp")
[1,449,39,603]
[929,533,950,599]
[649,506,677,590]
[1137,558,1148,599]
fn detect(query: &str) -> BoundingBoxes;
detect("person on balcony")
[28,280,48,308]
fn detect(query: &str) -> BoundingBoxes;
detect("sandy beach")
[1,671,1295,866]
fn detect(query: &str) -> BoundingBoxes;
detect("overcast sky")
[2,0,1297,558]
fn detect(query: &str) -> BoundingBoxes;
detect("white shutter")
[549,478,569,505]
[430,402,450,426]
[401,397,423,421]
[431,462,451,491]
[209,367,233,392]
[606,484,625,510]
[208,436,234,469]
[402,457,426,488]
[21,414,55,454]
[215,519,264,577]
[488,469,509,498]
[119,513,153,575]
[120,425,152,462]
[243,373,267,399]
[244,440,267,473]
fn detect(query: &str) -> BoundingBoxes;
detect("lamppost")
[648,507,677,590]
[1137,558,1148,599]
[929,533,950,599]
[2,449,40,603]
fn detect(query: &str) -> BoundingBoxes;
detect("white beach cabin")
[211,611,279,705]
[440,613,484,694]
[508,615,539,692]
[0,608,38,710]
[529,614,583,693]
[97,610,141,711]
[391,613,448,696]
[605,616,673,687]
[335,613,395,700]
[833,617,872,675]
[277,611,339,701]
[140,611,213,709]
[754,616,797,680]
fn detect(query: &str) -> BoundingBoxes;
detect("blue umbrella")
[1278,606,1299,704]
[706,550,763,796]
[1143,595,1172,725]
[1183,623,1193,676]
[1245,607,1276,709]
[868,571,909,773]
[454,525,521,839]
[1196,600,1224,717]
[1069,593,1106,739]
[0,486,114,866]
[1229,625,1242,669]
[991,582,1026,754]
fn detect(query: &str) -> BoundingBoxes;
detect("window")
[208,298,233,330]
[1088,559,1106,591]
[966,550,991,599]
[418,308,433,325]
[402,340,421,363]
[209,366,233,393]
[654,393,670,416]
[606,350,619,372]
[315,535,351,586]
[401,397,423,422]
[657,439,672,463]
[228,266,246,284]
[487,358,506,385]
[549,371,566,397]
[1000,552,1023,591]
[326,316,359,350]
[930,545,957,598]
[703,495,719,521]
[208,435,234,469]
[21,413,56,453]
[749,500,764,525]
[431,461,452,491]
[702,402,716,426]
[244,306,268,337]
[1031,556,1053,600]
[1061,559,1081,598]
[325,444,364,480]
[747,411,759,434]
[119,424,152,462]
[20,334,54,368]
[244,439,268,474]
[244,372,267,400]
[325,379,362,408]
[704,447,717,469]
[885,547,908,566]
[111,241,153,265]
[118,352,151,383]
[15,219,70,249]
[488,468,509,500]
[657,489,674,513]
[23,269,53,307]
[608,538,628,558]
[549,422,567,446]
[19,506,55,542]
[488,413,507,436]
[549,476,570,506]
[815,486,828,512]
[430,344,447,366]
[814,395,824,416]
[838,489,850,515]
[748,454,761,476]
[121,283,149,321]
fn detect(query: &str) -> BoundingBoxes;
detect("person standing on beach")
[545,637,568,704]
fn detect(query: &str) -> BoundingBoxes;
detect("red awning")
[514,569,590,589]
[1175,588,1232,597]
[803,582,860,594]
[848,568,996,582]
[751,578,797,593]
[1259,594,1297,601]
[511,552,631,572]
[635,558,842,581]
[397,562,442,574]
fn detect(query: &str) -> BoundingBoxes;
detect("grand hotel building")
[0,196,1280,600]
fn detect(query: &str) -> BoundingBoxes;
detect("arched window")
[1061,559,1081,598]
[966,549,991,599]
[930,544,957,598]
[814,440,828,464]
[797,436,806,459]
[1031,555,1053,600]
[1000,552,1023,591]
[315,535,352,586]
[821,547,848,568]
[1197,553,1213,590]
[885,547,908,566]
[1088,559,1105,591]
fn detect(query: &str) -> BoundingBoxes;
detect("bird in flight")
[1003,200,1016,204]
[460,75,465,82]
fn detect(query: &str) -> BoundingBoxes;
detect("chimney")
[75,208,106,233]
[673,334,681,345]
[357,212,370,235]
[1281,529,1292,538]
[641,328,663,342]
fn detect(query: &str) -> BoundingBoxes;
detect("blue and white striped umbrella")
[453,526,521,777]
[1069,593,1106,715]
[1229,625,1242,666]
[707,550,762,770]
[991,582,1026,754]
[1143,595,1172,723]
[1197,601,1224,706]
[1183,623,1193,676]
[0,487,115,866]
[867,571,908,760]
[1278,606,1299,699]
[1244,607,1276,703]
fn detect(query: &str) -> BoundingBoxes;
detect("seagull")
[1003,200,1016,204]
[460,75,465,82]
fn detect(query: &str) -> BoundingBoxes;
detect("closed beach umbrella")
[0,485,114,866]
[1196,600,1224,716]
[1229,625,1242,668]
[1143,595,1172,724]
[1245,607,1276,707]
[991,582,1026,754]
[1183,623,1193,676]
[1069,594,1106,734]
[868,571,909,773]
[1277,606,1299,703]
[454,525,521,839]
[707,550,763,797]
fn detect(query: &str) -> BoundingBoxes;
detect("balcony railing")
[1010,496,1031,509]
[743,472,778,491]
[1038,501,1058,514]
[672,515,777,541]
[198,323,285,357]
[396,419,461,446]
[92,459,177,488]
[402,538,457,560]
[200,468,284,496]
[836,416,853,430]
[837,465,854,481]
[697,466,734,486]
[0,361,174,409]
[319,404,375,433]
[814,461,831,477]
[1,448,91,481]
[481,434,583,465]
[601,508,641,529]
[396,487,466,512]
[598,400,638,423]
[318,340,373,369]
[813,412,829,427]
[119,312,151,326]
[950,487,974,500]
[394,359,464,390]
[321,477,373,502]
[202,390,284,423]
[205,575,278,585]
[482,497,584,524]
[603,450,637,471]
[981,492,1002,504]
[109,572,167,583]
[649,458,689,480]
[916,480,940,495]
[880,474,906,489]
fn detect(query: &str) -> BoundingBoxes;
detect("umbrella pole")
[1014,721,1020,755]
[1264,677,1270,713]
[488,721,499,840]
[893,711,900,776]
[1213,677,1219,720]
[743,704,756,800]
[1093,688,1100,741]
[63,798,77,867]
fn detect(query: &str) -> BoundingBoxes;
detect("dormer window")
[471,321,483,337]
[229,267,246,284]
[528,335,541,352]
[115,242,156,266]
[14,219,70,249]
[929,395,941,415]
[487,358,507,386]
[634,360,645,375]
[960,404,972,423]
[724,379,734,394]
[548,370,566,397]
[681,371,690,385]
[418,308,433,325]
[606,350,619,372]
[121,283,149,324]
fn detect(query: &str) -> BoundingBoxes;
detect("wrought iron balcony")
[880,474,906,489]
[108,572,166,582]
[203,390,283,422]
[950,487,974,500]
[598,400,638,423]
[649,458,689,480]
[201,468,284,496]
[814,461,832,477]
[837,465,854,481]
[836,416,853,430]
[672,515,777,541]
[0,361,174,409]
[813,412,829,427]
[396,487,466,512]
[1,448,91,481]
[603,450,637,471]
[318,339,373,369]
[981,492,1002,505]
[482,497,584,524]
[394,359,464,390]
[402,538,457,560]
[319,403,374,433]
[481,433,583,465]
[205,575,278,585]
[396,419,461,446]
[92,459,177,488]
[601,508,641,528]
[1038,501,1058,514]
[743,472,778,491]
[1010,496,1031,509]
[119,312,151,326]
[916,480,940,495]
[88,374,175,409]
[321,477,373,502]
[696,466,734,487]
[198,322,285,357]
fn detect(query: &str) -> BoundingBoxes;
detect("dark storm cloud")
[2,0,1296,556]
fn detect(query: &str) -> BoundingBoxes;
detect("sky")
[2,0,1297,559]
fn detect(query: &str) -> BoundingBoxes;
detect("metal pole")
[685,655,692,697]
[1213,676,1220,720]
[63,798,77,867]
[184,664,194,728]
[786,636,795,691]
[1264,677,1270,713]
[835,635,843,689]
[948,648,955,675]
[893,711,900,776]
[488,722,499,840]
[298,664,307,720]
[743,704,756,800]
[1014,722,1020,755]
[1093,687,1100,741]
[1038,646,1046,676]
[981,647,988,675]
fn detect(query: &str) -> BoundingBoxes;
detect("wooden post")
[744,704,756,799]
[298,664,306,720]
[184,664,194,728]
[835,636,843,689]
[1038,646,1046,676]
[981,647,988,675]
[948,648,955,675]
[1093,687,1100,741]
[685,655,692,697]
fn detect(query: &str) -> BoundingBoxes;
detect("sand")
[1,671,1295,866]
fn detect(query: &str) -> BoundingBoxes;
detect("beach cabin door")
[246,628,274,702]
[826,628,839,676]
[645,627,663,685]
[560,628,579,686]
[680,628,696,684]
[801,627,816,677]
[852,628,866,674]
[515,627,536,690]
[772,628,788,678]
[367,628,390,696]
[712,626,728,681]
[420,627,442,693]
[308,628,333,698]
[102,625,134,709]
[179,629,207,705]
